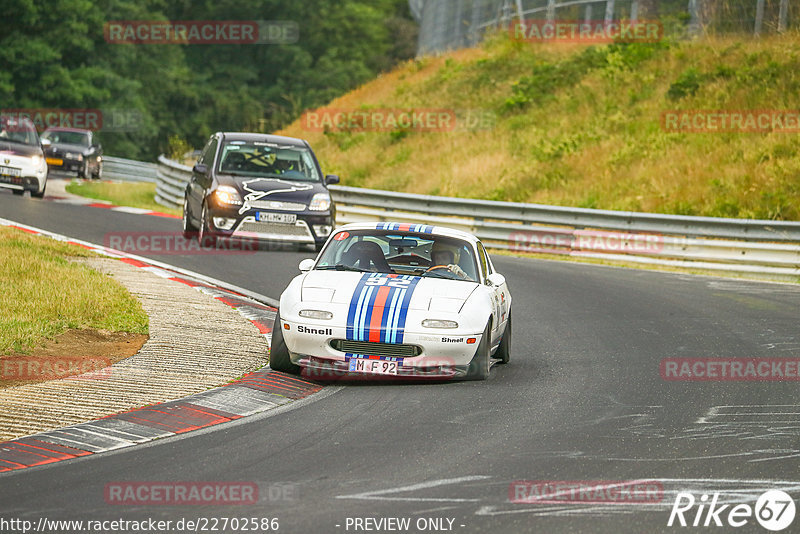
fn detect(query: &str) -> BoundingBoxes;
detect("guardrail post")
[778,0,789,32]
[754,0,765,36]
[605,0,615,24]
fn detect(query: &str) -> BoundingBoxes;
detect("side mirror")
[40,139,51,148]
[487,273,506,287]
[299,258,315,272]
[193,163,208,175]
[325,174,340,185]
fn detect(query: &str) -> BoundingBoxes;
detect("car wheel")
[78,160,88,179]
[269,312,301,374]
[12,189,24,196]
[92,162,102,180]
[182,196,198,239]
[197,201,216,247]
[30,182,46,199]
[494,313,511,364]
[465,322,491,380]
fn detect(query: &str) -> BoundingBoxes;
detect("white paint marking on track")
[336,475,491,503]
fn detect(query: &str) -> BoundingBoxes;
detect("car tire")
[12,189,24,196]
[30,182,46,199]
[269,313,301,374]
[92,162,102,180]
[198,201,216,247]
[494,313,511,364]
[465,322,491,380]
[78,160,88,179]
[182,196,198,239]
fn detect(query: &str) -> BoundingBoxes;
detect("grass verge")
[0,226,149,354]
[65,180,182,217]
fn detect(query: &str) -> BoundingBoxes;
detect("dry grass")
[279,31,800,220]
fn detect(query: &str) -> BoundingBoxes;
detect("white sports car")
[270,222,512,380]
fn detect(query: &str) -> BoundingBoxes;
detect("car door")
[187,136,218,224]
[477,242,506,348]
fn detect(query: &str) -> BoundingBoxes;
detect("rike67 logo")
[668,490,796,531]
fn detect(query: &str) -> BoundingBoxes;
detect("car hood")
[45,142,89,154]
[0,143,41,158]
[300,270,478,311]
[218,175,326,209]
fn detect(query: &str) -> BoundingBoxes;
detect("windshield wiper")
[316,264,369,272]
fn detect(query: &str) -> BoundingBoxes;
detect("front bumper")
[45,157,82,173]
[207,205,334,245]
[281,318,482,381]
[297,355,466,381]
[0,157,47,193]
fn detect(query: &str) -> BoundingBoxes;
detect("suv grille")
[330,339,422,358]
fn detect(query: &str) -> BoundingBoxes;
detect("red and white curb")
[0,218,321,473]
[45,195,180,219]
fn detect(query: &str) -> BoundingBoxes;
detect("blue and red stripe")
[346,273,421,344]
[375,222,433,233]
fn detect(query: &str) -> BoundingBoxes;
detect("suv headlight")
[213,185,243,206]
[309,193,331,211]
[31,155,41,166]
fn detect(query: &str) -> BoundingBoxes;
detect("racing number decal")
[364,277,412,289]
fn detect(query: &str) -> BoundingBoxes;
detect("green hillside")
[280,32,800,220]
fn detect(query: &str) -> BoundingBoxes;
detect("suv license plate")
[0,166,21,177]
[348,358,399,375]
[257,212,296,224]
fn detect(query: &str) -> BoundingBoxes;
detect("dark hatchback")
[40,127,103,178]
[183,132,338,250]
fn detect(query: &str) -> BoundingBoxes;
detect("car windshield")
[316,230,479,282]
[216,141,320,182]
[41,130,90,146]
[0,116,39,146]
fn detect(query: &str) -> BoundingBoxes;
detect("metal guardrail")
[155,155,192,209]
[148,155,799,281]
[103,156,157,183]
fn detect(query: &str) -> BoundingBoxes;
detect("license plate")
[256,212,296,224]
[348,358,400,375]
[0,166,21,177]
[46,158,63,166]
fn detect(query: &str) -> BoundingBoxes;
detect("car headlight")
[31,155,41,166]
[299,309,333,320]
[213,186,243,206]
[308,193,331,211]
[422,319,459,329]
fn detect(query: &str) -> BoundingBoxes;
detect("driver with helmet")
[428,241,469,279]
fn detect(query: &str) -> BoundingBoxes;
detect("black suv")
[183,132,338,250]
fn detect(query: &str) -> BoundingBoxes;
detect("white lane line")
[336,475,491,503]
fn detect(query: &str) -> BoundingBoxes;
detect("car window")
[477,242,491,281]
[0,116,39,146]
[199,137,218,166]
[41,130,89,146]
[216,141,320,181]
[316,230,479,282]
